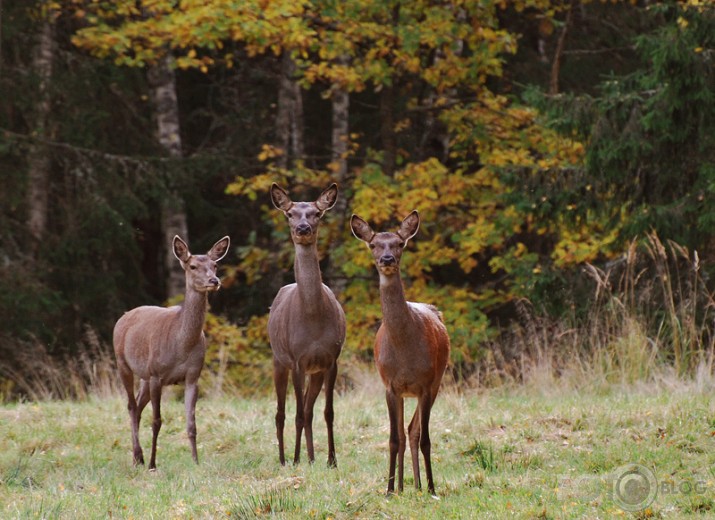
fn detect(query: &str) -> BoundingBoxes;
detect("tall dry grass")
[0,326,120,401]
[478,233,715,392]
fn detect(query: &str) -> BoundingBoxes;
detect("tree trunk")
[324,69,350,295]
[550,0,576,96]
[147,53,188,298]
[275,53,304,169]
[26,15,55,256]
[380,84,397,177]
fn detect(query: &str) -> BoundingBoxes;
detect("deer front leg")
[303,372,325,464]
[273,363,289,466]
[291,367,306,465]
[396,396,406,493]
[148,376,163,471]
[385,390,401,495]
[324,361,338,468]
[184,379,199,464]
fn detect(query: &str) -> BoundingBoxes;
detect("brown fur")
[113,235,230,470]
[352,211,450,496]
[268,183,346,467]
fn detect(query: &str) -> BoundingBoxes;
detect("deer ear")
[397,210,420,244]
[350,214,375,244]
[207,236,230,262]
[315,183,338,213]
[173,235,191,263]
[270,183,293,213]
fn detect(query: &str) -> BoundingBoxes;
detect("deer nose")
[380,254,396,265]
[209,277,220,287]
[296,223,312,236]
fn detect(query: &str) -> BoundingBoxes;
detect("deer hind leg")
[303,371,325,464]
[184,379,199,464]
[418,392,436,496]
[273,362,289,466]
[148,376,163,471]
[408,405,422,490]
[291,367,306,464]
[324,361,338,468]
[133,379,151,464]
[119,366,144,466]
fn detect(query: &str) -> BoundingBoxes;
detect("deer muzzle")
[295,223,312,236]
[379,254,396,266]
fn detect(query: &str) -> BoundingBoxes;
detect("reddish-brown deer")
[351,211,450,496]
[268,183,346,467]
[113,235,230,470]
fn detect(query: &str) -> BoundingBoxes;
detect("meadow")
[2,371,714,519]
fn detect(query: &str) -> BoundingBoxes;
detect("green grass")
[1,377,714,519]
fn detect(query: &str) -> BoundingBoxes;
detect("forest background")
[0,0,713,400]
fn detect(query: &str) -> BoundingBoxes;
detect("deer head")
[350,210,420,276]
[271,183,338,245]
[172,235,230,292]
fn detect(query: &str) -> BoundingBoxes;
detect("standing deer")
[351,210,450,496]
[113,235,230,470]
[268,183,346,467]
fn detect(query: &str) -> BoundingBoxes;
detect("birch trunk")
[147,53,188,298]
[324,74,350,294]
[275,53,304,169]
[26,16,55,255]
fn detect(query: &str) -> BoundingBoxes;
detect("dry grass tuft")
[476,233,715,394]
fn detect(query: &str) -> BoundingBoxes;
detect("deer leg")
[119,367,144,466]
[291,367,306,465]
[136,379,151,416]
[324,361,338,468]
[385,390,400,495]
[408,405,422,490]
[184,379,199,464]
[133,379,151,464]
[148,376,163,471]
[418,392,436,496]
[397,396,406,493]
[303,372,324,464]
[273,362,289,466]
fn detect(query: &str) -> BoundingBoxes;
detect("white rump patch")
[407,302,440,321]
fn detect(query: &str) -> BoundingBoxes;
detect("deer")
[268,183,346,467]
[350,210,450,496]
[113,235,230,470]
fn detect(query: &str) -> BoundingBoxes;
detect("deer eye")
[286,211,293,218]
[398,241,405,248]
[368,243,376,250]
[190,265,197,270]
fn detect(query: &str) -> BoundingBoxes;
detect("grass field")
[1,374,714,519]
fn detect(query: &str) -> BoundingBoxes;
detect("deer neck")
[379,272,414,340]
[294,242,324,314]
[178,286,209,348]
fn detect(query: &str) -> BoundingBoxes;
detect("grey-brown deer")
[268,183,346,467]
[351,211,450,496]
[113,235,230,470]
